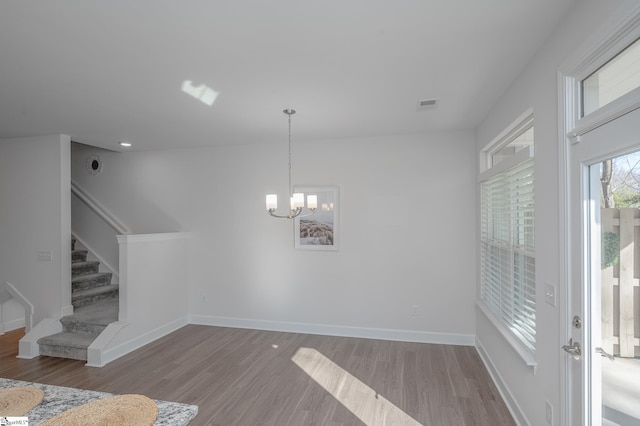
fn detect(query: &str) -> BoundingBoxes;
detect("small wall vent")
[416,98,439,111]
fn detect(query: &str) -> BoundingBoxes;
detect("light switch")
[544,283,556,307]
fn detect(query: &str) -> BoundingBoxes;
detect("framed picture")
[294,185,340,251]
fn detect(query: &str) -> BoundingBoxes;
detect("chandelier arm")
[268,207,302,219]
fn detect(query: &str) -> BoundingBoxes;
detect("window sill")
[476,301,538,373]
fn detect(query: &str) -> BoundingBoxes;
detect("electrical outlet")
[545,400,553,425]
[411,305,419,316]
[544,283,556,307]
[37,250,52,262]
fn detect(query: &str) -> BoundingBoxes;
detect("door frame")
[559,4,640,424]
[565,112,640,425]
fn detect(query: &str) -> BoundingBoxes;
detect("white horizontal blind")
[480,157,536,354]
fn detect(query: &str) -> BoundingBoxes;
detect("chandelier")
[265,109,317,219]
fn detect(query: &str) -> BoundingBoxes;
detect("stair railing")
[71,180,130,235]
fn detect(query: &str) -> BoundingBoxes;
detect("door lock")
[572,315,582,329]
[563,338,581,360]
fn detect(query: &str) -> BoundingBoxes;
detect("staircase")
[37,239,119,361]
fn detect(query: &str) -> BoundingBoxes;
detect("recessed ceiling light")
[119,141,132,147]
[416,98,439,111]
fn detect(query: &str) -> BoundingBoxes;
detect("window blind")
[480,156,536,354]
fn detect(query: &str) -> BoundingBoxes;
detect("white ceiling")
[0,1,575,151]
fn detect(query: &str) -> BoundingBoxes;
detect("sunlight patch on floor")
[602,357,640,424]
[292,347,422,426]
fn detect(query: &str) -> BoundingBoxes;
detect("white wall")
[71,191,121,276]
[0,299,24,332]
[87,232,190,367]
[0,135,71,327]
[72,130,477,343]
[475,1,626,425]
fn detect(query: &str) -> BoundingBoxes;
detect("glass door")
[568,107,640,426]
[597,150,640,426]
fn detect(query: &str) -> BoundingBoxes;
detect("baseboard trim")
[1,317,25,333]
[476,337,530,426]
[189,315,475,346]
[88,316,189,367]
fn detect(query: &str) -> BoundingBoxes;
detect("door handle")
[562,338,581,359]
[595,347,615,361]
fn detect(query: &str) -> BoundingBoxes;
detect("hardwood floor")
[0,326,515,425]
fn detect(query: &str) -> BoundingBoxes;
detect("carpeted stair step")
[38,331,97,361]
[72,272,113,292]
[41,238,120,362]
[61,299,119,334]
[72,260,100,277]
[72,284,119,309]
[72,250,88,263]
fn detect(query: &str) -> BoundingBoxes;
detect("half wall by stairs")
[17,232,190,366]
[37,242,118,360]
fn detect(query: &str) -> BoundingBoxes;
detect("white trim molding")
[479,108,534,173]
[476,337,530,426]
[476,302,537,370]
[557,2,640,425]
[86,317,188,367]
[17,318,62,359]
[478,145,534,183]
[0,317,26,334]
[116,232,192,244]
[189,314,476,347]
[559,0,640,144]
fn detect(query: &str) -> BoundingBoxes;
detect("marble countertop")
[0,378,198,425]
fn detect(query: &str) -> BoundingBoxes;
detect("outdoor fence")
[601,208,640,358]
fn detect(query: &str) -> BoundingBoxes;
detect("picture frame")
[294,185,340,251]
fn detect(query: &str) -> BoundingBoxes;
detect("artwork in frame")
[294,185,340,251]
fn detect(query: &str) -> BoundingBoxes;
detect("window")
[479,118,536,362]
[582,37,640,117]
[490,126,534,167]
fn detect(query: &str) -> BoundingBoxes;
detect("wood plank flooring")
[0,325,515,425]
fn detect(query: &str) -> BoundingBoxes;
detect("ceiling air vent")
[416,98,439,111]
